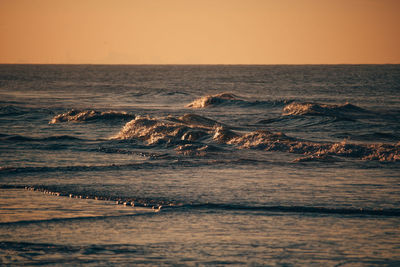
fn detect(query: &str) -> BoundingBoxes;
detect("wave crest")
[228,131,400,162]
[113,114,225,145]
[227,130,294,149]
[186,92,294,109]
[225,129,399,162]
[283,102,365,118]
[186,92,242,108]
[50,109,135,124]
[113,113,400,162]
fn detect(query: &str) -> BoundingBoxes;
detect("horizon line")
[1,63,399,66]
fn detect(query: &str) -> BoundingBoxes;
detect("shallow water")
[0,65,400,265]
[2,190,399,266]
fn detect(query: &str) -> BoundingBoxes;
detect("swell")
[0,133,84,142]
[49,109,135,124]
[281,101,381,123]
[97,147,170,159]
[1,185,175,210]
[0,213,152,226]
[0,105,27,116]
[0,158,255,175]
[0,162,179,174]
[112,113,225,145]
[0,241,148,266]
[227,131,400,162]
[185,94,394,127]
[2,186,399,218]
[333,132,400,143]
[0,241,144,254]
[283,102,366,117]
[257,116,354,130]
[0,105,53,117]
[186,92,290,108]
[113,114,400,162]
[180,203,400,217]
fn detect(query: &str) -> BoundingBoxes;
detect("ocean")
[0,64,399,266]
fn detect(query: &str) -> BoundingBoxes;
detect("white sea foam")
[186,92,242,108]
[113,113,400,162]
[113,114,222,145]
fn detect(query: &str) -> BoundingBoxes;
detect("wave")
[186,92,242,108]
[112,114,225,145]
[0,162,171,175]
[113,113,240,148]
[160,90,189,96]
[2,185,175,209]
[185,92,289,108]
[112,113,400,162]
[333,132,400,143]
[97,147,170,159]
[0,105,27,116]
[3,186,399,217]
[0,105,53,118]
[227,131,400,162]
[0,133,83,142]
[282,102,365,119]
[0,241,148,266]
[175,144,222,156]
[0,158,254,175]
[50,109,135,124]
[292,154,338,163]
[179,203,400,217]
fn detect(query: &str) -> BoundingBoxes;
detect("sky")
[0,0,399,64]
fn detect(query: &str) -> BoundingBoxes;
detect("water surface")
[0,65,399,266]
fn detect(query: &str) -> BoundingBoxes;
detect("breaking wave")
[186,92,242,108]
[112,114,224,145]
[185,92,289,108]
[50,109,135,124]
[283,102,365,119]
[226,131,400,162]
[113,114,400,162]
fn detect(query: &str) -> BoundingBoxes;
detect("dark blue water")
[0,65,399,266]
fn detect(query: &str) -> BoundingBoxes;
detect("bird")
[152,205,162,212]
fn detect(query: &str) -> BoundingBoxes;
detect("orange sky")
[1,0,399,64]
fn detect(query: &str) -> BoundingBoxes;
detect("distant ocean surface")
[0,64,399,266]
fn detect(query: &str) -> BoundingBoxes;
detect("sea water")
[0,65,399,266]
